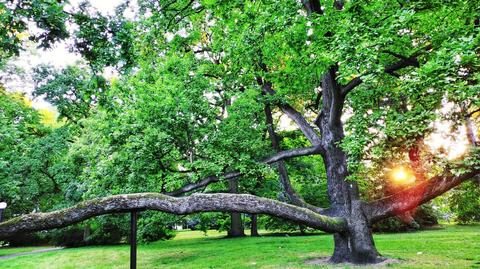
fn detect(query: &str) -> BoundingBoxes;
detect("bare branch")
[264,103,325,213]
[164,171,241,196]
[0,193,347,239]
[261,145,324,164]
[261,80,322,145]
[165,145,323,196]
[341,45,433,97]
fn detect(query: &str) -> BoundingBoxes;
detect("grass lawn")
[0,224,479,268]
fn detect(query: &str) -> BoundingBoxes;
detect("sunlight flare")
[390,166,416,186]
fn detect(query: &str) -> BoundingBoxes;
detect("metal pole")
[0,202,6,223]
[130,211,137,269]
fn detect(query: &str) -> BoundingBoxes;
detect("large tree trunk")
[227,178,245,237]
[319,67,383,264]
[330,202,382,263]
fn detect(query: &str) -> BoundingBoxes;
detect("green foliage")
[48,226,87,247]
[0,89,63,216]
[0,0,69,67]
[71,2,136,71]
[449,181,480,224]
[1,0,480,245]
[33,64,108,123]
[138,212,176,243]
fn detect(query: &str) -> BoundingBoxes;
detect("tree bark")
[318,67,384,264]
[227,178,245,237]
[0,193,347,239]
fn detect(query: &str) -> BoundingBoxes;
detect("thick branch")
[365,169,480,222]
[465,116,478,147]
[0,193,347,239]
[323,65,343,127]
[464,114,479,185]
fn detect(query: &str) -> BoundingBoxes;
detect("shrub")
[372,204,438,232]
[449,181,480,224]
[138,212,176,243]
[49,226,86,247]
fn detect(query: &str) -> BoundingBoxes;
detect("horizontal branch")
[164,171,241,196]
[262,145,324,164]
[166,145,324,196]
[0,193,347,239]
[364,169,480,222]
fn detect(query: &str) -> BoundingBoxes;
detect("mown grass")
[0,224,479,268]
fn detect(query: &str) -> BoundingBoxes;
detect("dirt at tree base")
[305,257,400,267]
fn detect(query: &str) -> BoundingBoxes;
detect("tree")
[1,0,480,265]
[0,0,69,68]
[0,88,69,217]
[33,64,107,124]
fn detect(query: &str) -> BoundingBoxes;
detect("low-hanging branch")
[0,193,347,239]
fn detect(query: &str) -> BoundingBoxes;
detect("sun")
[390,166,416,186]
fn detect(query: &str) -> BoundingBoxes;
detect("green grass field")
[1,224,479,268]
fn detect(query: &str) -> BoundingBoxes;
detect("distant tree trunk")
[83,225,90,243]
[227,178,245,237]
[250,214,259,237]
[299,225,306,235]
[465,116,480,185]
